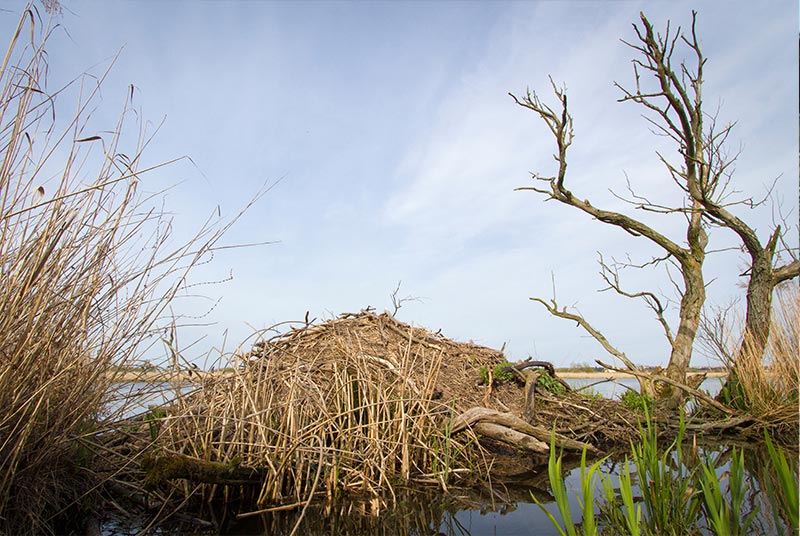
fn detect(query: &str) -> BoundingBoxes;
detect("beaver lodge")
[102,309,760,526]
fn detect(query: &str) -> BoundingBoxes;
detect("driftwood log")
[450,407,597,454]
[501,360,572,391]
[473,422,549,453]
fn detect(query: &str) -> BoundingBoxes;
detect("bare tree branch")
[517,9,796,396]
[530,296,640,373]
[617,252,674,270]
[597,254,674,347]
[774,260,800,286]
[514,12,715,393]
[608,172,685,214]
[389,280,421,317]
[596,360,737,415]
[510,86,693,263]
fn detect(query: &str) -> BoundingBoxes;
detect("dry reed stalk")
[0,5,253,533]
[143,313,497,512]
[734,284,799,427]
[701,282,799,433]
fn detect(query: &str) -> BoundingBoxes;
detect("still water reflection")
[208,378,731,536]
[108,377,755,535]
[218,485,581,536]
[565,376,725,399]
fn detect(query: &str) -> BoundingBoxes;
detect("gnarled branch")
[530,296,638,373]
[598,253,674,347]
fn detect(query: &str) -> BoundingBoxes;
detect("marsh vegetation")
[0,4,796,535]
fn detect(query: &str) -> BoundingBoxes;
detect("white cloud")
[378,0,798,367]
[7,1,794,368]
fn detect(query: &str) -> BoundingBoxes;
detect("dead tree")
[616,13,799,373]
[694,127,798,367]
[510,12,717,399]
[513,11,798,400]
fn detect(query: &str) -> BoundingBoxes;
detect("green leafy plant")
[598,457,641,536]
[533,431,606,536]
[478,361,516,385]
[580,388,604,403]
[620,389,653,413]
[536,373,567,395]
[541,411,793,536]
[763,429,799,532]
[698,448,758,536]
[145,407,168,441]
[628,412,702,535]
[577,449,606,536]
[478,365,488,384]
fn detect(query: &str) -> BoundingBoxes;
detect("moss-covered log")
[142,453,266,487]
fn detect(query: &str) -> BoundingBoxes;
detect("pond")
[213,449,785,536]
[106,377,784,535]
[106,380,195,418]
[565,376,725,399]
[207,378,738,536]
[218,490,577,535]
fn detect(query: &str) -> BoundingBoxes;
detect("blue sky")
[4,1,797,367]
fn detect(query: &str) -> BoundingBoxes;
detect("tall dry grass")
[733,284,799,427]
[140,314,489,523]
[0,6,245,533]
[700,282,799,433]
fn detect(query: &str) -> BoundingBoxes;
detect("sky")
[2,1,797,368]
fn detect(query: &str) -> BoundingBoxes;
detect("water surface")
[106,377,775,535]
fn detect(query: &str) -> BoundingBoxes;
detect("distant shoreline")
[555,370,727,379]
[112,369,728,383]
[111,371,197,383]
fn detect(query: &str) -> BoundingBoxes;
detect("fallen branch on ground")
[450,406,597,453]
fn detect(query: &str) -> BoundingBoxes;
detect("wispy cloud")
[10,1,795,367]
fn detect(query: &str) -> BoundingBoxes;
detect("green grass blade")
[764,429,799,531]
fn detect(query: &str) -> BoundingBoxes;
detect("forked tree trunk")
[695,214,798,373]
[663,205,707,395]
[665,257,705,390]
[740,252,775,363]
[512,11,799,408]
